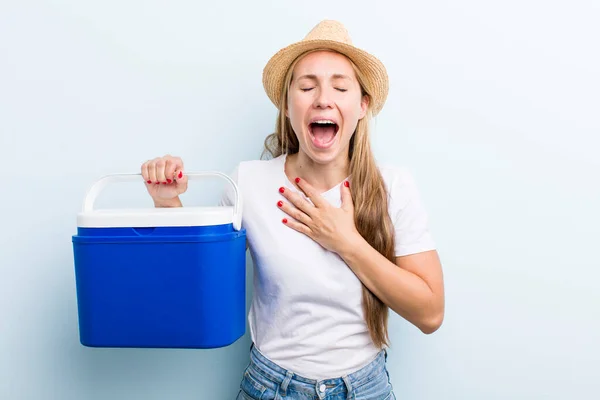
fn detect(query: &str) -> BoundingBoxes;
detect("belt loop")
[342,375,354,400]
[280,371,293,397]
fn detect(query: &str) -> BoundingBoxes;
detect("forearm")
[339,236,442,333]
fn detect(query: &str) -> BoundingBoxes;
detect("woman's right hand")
[141,155,188,204]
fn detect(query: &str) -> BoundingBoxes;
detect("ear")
[359,95,370,119]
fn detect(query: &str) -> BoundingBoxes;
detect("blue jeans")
[236,345,396,399]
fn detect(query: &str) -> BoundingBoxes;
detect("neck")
[286,150,350,193]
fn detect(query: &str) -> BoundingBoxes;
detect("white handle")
[82,172,242,231]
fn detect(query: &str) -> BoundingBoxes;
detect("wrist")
[153,197,182,208]
[337,231,366,261]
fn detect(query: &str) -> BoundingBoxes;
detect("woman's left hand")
[278,178,361,255]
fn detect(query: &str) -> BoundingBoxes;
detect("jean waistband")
[249,344,387,389]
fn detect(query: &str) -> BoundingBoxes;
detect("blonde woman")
[141,20,444,400]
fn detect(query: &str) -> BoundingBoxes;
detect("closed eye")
[300,87,346,92]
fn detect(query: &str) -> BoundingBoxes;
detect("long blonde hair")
[262,49,395,348]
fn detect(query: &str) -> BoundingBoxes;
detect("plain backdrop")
[1,1,599,399]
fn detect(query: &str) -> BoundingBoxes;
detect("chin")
[302,137,347,165]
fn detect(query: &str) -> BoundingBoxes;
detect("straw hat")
[262,20,389,115]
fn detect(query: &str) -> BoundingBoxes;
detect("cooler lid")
[77,206,234,228]
[77,171,242,230]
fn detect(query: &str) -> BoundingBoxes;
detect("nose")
[314,87,334,109]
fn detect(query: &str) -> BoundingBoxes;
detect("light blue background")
[1,1,598,399]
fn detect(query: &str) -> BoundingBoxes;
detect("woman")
[141,20,444,400]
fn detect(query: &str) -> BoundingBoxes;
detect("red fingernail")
[282,218,288,224]
[167,179,172,184]
[178,171,183,179]
[344,181,350,187]
[146,180,152,184]
[279,187,285,194]
[295,177,301,183]
[155,182,160,184]
[277,201,283,207]
[162,182,167,184]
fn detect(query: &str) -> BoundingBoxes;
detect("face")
[286,51,369,165]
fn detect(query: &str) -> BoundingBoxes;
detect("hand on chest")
[242,182,359,285]
[246,183,341,252]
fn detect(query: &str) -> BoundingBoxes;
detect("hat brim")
[262,39,389,115]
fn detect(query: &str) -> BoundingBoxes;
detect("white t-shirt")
[219,153,436,380]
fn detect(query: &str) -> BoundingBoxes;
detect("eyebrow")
[296,74,352,81]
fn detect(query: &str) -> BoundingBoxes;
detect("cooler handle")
[81,172,242,231]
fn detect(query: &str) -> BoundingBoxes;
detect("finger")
[282,217,313,238]
[173,161,186,187]
[164,157,182,184]
[294,178,327,208]
[141,161,151,184]
[341,180,354,211]
[279,186,315,217]
[148,159,159,185]
[155,158,167,184]
[175,169,188,189]
[277,200,312,226]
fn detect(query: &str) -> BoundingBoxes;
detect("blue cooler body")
[72,171,246,349]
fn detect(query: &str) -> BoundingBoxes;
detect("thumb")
[341,180,353,211]
[174,169,188,189]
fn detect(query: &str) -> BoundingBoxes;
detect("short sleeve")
[387,168,436,257]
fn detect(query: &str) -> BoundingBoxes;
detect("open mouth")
[309,120,339,148]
